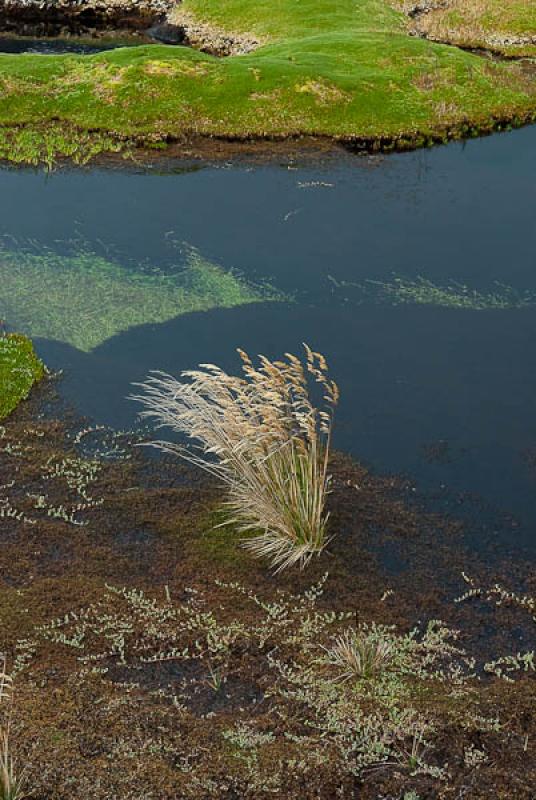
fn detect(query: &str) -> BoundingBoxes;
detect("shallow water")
[1,127,535,552]
[0,36,141,55]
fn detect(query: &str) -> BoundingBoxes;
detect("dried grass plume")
[132,345,339,571]
[0,656,27,800]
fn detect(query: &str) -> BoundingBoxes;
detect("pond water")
[1,127,535,553]
[0,36,143,54]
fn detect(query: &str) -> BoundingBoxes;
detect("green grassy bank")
[0,333,44,420]
[0,0,534,163]
[393,0,536,58]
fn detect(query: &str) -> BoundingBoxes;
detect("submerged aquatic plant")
[0,240,288,352]
[370,276,536,310]
[328,274,536,311]
[133,346,339,571]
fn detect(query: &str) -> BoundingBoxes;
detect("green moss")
[188,508,256,569]
[0,333,44,420]
[0,243,290,352]
[0,0,534,163]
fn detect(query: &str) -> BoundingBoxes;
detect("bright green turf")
[0,333,44,420]
[0,0,534,164]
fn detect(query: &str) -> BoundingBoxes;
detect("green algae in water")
[329,274,536,311]
[371,276,536,310]
[0,333,44,420]
[0,243,289,352]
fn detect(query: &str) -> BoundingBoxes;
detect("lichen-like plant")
[456,574,535,682]
[17,578,472,787]
[132,345,339,571]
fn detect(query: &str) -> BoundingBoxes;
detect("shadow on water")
[37,296,536,554]
[1,123,535,556]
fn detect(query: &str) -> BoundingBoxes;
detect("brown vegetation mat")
[0,381,534,798]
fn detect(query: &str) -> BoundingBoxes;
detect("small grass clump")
[322,624,396,681]
[0,334,44,421]
[133,345,338,571]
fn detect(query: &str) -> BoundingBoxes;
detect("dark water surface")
[0,36,141,54]
[1,127,535,552]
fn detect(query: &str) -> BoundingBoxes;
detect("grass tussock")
[133,345,339,571]
[0,658,26,800]
[322,625,396,681]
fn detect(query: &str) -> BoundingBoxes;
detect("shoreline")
[0,104,535,169]
[0,0,533,165]
[0,373,534,799]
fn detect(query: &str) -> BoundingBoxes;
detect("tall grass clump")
[132,345,339,571]
[0,657,27,800]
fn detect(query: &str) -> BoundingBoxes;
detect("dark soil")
[0,380,534,799]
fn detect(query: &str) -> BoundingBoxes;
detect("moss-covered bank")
[0,0,534,164]
[0,332,44,420]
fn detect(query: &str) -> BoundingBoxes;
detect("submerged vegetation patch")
[0,242,289,351]
[330,274,536,311]
[0,332,44,420]
[0,0,534,163]
[370,276,536,310]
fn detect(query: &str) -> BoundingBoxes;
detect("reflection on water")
[0,126,535,551]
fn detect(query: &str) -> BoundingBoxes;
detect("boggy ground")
[0,0,535,165]
[0,378,535,799]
